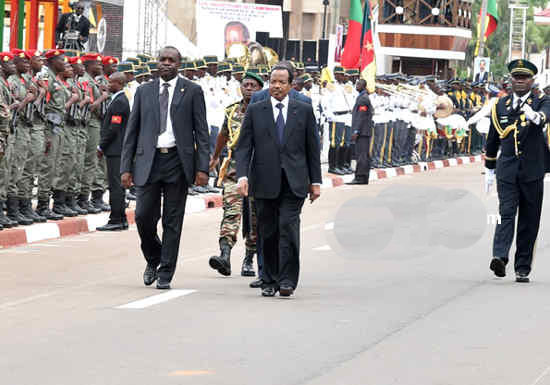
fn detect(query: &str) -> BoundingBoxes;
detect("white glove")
[521,104,541,124]
[485,168,495,194]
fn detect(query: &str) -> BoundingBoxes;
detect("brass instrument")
[226,41,279,70]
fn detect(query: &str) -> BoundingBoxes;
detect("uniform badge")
[359,105,368,112]
[111,115,122,124]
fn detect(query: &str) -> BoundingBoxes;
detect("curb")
[0,155,482,249]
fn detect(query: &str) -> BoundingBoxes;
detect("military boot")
[66,193,87,215]
[20,198,47,223]
[0,202,13,228]
[78,193,101,214]
[36,199,63,220]
[7,197,33,225]
[241,249,255,277]
[91,190,110,212]
[52,190,77,217]
[208,238,232,276]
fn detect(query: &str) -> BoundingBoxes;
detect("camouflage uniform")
[218,101,257,252]
[0,78,13,205]
[19,73,46,201]
[37,67,68,208]
[6,73,32,199]
[73,79,88,196]
[93,74,109,193]
[79,71,102,200]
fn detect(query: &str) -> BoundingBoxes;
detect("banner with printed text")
[196,0,283,59]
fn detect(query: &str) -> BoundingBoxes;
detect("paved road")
[3,162,550,385]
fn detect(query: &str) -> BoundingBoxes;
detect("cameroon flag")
[341,0,364,69]
[360,0,376,93]
[475,0,499,55]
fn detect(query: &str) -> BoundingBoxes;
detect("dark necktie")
[159,82,170,134]
[276,102,285,144]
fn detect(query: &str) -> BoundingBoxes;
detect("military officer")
[486,59,550,283]
[35,50,69,220]
[347,79,374,185]
[6,49,36,225]
[0,54,13,229]
[208,72,263,277]
[79,53,109,213]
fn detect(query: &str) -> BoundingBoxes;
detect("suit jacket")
[351,91,374,136]
[475,72,488,83]
[485,93,550,183]
[55,13,91,40]
[100,92,130,157]
[121,76,210,187]
[235,98,322,199]
[250,88,312,105]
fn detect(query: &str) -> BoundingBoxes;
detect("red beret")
[44,49,65,60]
[0,52,14,62]
[11,48,30,60]
[26,49,42,58]
[68,57,83,65]
[81,53,103,63]
[102,56,119,66]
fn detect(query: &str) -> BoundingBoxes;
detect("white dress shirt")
[271,95,289,124]
[156,75,180,148]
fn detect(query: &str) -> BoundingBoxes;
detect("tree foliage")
[458,0,550,80]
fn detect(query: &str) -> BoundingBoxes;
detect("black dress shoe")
[143,264,158,286]
[279,285,294,297]
[156,280,171,290]
[516,273,530,283]
[328,167,345,175]
[261,286,277,297]
[126,192,137,201]
[96,222,124,231]
[249,278,264,288]
[346,178,368,185]
[490,257,506,278]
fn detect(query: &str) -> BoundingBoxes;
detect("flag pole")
[478,0,489,58]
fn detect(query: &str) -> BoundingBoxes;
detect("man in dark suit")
[475,59,489,83]
[485,59,550,283]
[347,79,374,185]
[55,2,91,50]
[235,65,322,297]
[121,46,210,290]
[97,72,130,231]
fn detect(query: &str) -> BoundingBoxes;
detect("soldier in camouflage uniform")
[0,55,13,229]
[51,61,81,217]
[79,53,109,213]
[6,49,37,225]
[36,49,69,220]
[19,50,48,223]
[0,53,18,228]
[208,72,263,277]
[69,56,91,214]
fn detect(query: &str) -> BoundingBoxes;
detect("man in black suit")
[97,72,130,232]
[347,79,374,185]
[475,59,489,83]
[249,62,312,105]
[55,2,90,50]
[235,65,322,297]
[121,46,210,290]
[486,59,550,283]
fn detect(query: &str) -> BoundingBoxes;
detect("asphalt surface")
[3,162,550,385]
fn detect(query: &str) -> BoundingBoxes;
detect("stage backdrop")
[196,0,283,59]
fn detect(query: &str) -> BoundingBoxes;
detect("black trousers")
[354,134,371,182]
[135,150,188,282]
[106,155,126,223]
[493,178,544,275]
[255,172,305,289]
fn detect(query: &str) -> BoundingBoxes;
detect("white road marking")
[324,222,334,230]
[529,363,550,385]
[313,245,332,251]
[116,289,196,309]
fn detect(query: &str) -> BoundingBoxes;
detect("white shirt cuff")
[311,183,321,186]
[238,177,248,183]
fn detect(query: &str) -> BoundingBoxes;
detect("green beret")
[508,59,538,77]
[244,71,264,87]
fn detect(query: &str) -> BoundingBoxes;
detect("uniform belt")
[334,110,351,116]
[157,146,176,154]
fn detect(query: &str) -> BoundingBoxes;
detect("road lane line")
[116,289,196,309]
